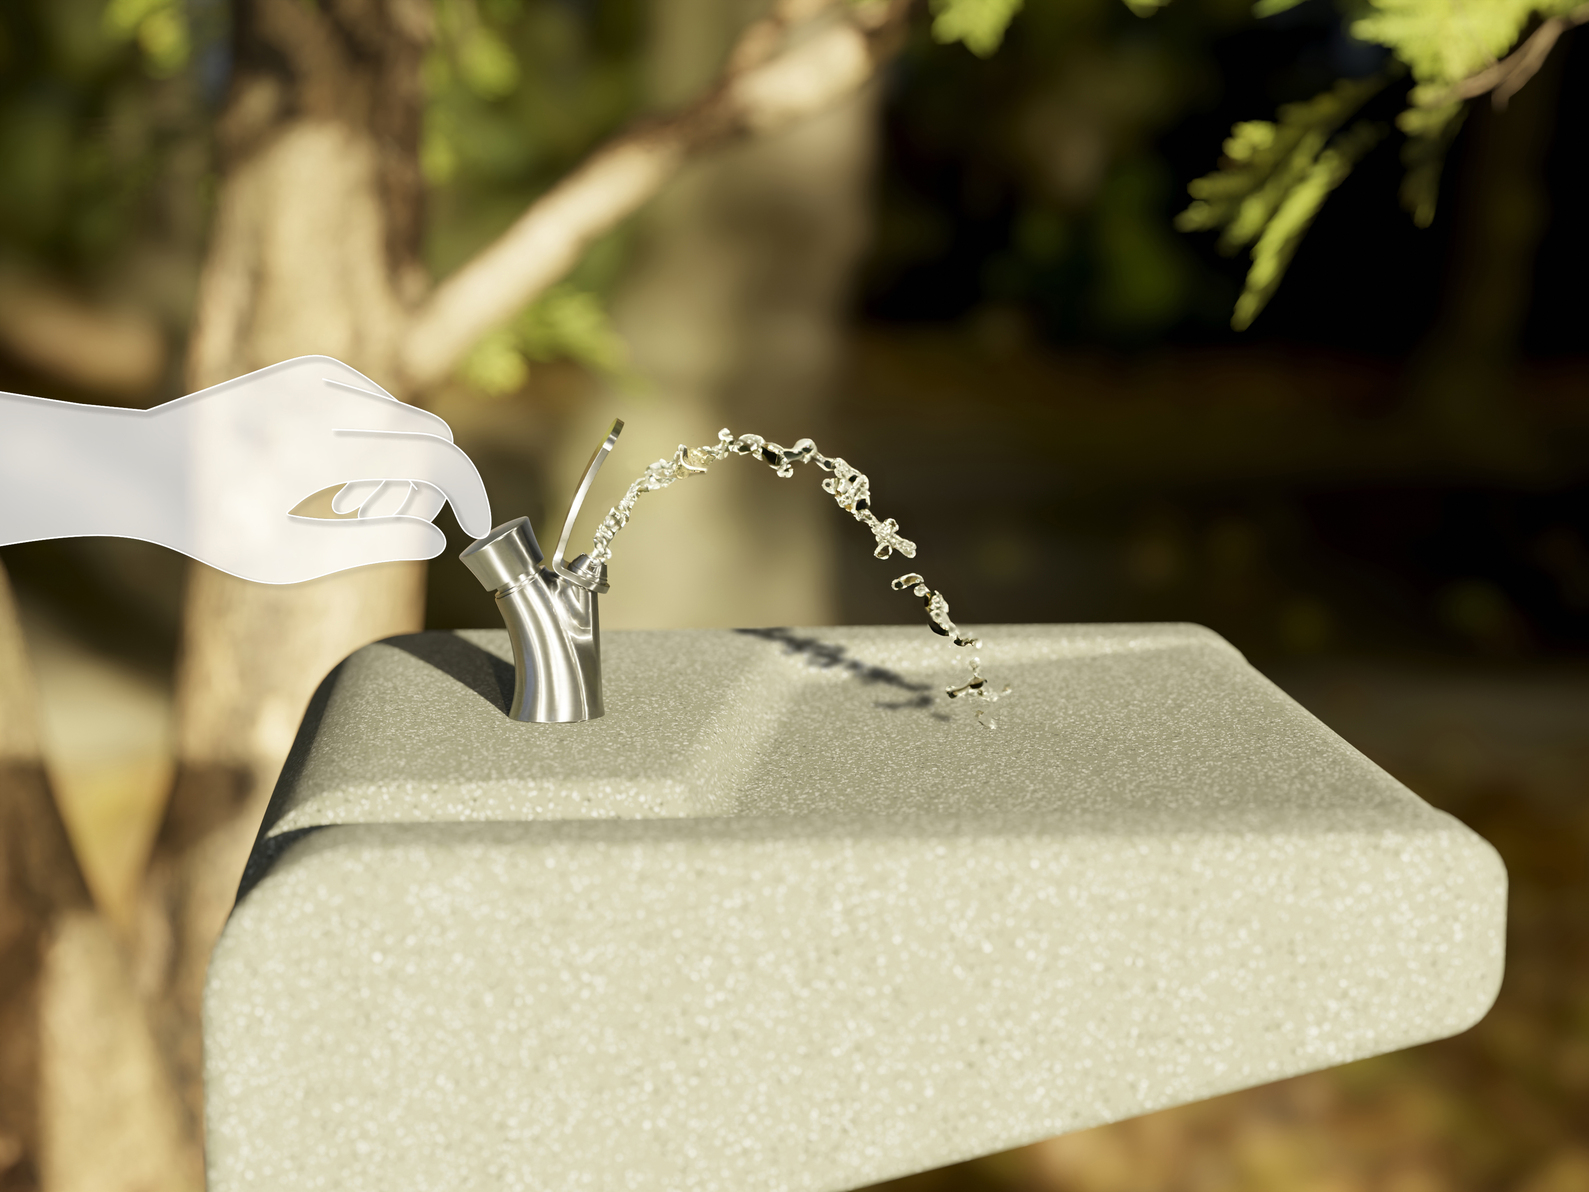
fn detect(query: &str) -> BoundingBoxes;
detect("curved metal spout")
[460,420,622,723]
[460,518,605,721]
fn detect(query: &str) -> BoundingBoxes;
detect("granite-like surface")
[206,625,1506,1192]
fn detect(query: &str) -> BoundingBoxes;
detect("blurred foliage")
[1176,75,1386,327]
[0,0,210,303]
[0,0,1582,381]
[462,275,639,395]
[1353,0,1586,231]
[927,0,1585,331]
[0,0,647,397]
[929,0,1029,56]
[421,0,643,214]
[1182,0,1587,328]
[928,0,1181,58]
[866,0,1253,344]
[101,0,190,77]
[423,0,647,393]
[1355,0,1571,87]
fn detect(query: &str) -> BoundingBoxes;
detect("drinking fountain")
[457,420,621,723]
[201,426,1507,1192]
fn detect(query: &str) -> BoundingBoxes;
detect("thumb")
[269,515,447,583]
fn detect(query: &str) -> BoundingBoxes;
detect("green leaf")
[518,284,633,378]
[1396,100,1464,227]
[101,0,189,76]
[460,287,635,397]
[1176,76,1389,328]
[1252,0,1307,15]
[461,328,531,396]
[1350,1,1575,230]
[458,26,520,100]
[135,6,187,75]
[1232,120,1383,328]
[420,115,460,185]
[1177,75,1385,249]
[101,0,168,37]
[1351,0,1555,89]
[929,0,1025,57]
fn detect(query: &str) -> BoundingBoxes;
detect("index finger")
[320,379,456,441]
[327,428,492,538]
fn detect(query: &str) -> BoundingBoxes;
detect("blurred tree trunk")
[1411,48,1564,471]
[133,0,434,1149]
[560,0,877,629]
[0,564,194,1192]
[0,561,73,1192]
[129,0,905,1165]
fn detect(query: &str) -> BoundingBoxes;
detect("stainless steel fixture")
[459,420,622,722]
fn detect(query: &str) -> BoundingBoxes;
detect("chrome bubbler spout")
[460,420,622,723]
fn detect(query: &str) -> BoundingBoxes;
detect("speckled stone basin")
[204,625,1506,1192]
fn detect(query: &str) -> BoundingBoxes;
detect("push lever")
[551,419,623,593]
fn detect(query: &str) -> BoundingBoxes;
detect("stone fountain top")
[205,624,1505,1192]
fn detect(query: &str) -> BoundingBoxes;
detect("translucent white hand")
[0,356,492,584]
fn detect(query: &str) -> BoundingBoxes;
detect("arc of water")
[588,429,981,651]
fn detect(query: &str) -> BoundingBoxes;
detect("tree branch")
[1426,4,1589,111]
[0,269,167,401]
[398,0,913,391]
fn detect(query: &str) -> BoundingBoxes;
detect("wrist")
[0,395,173,546]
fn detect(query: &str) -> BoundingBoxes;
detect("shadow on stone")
[735,627,937,710]
[234,826,328,907]
[385,631,516,715]
[255,661,345,841]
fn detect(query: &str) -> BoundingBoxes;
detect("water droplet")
[589,429,1007,714]
[947,656,1010,729]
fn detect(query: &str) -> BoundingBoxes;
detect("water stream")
[589,429,1009,725]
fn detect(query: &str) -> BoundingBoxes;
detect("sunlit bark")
[0,273,167,403]
[134,2,431,1152]
[132,0,914,1166]
[0,563,195,1192]
[401,0,900,389]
